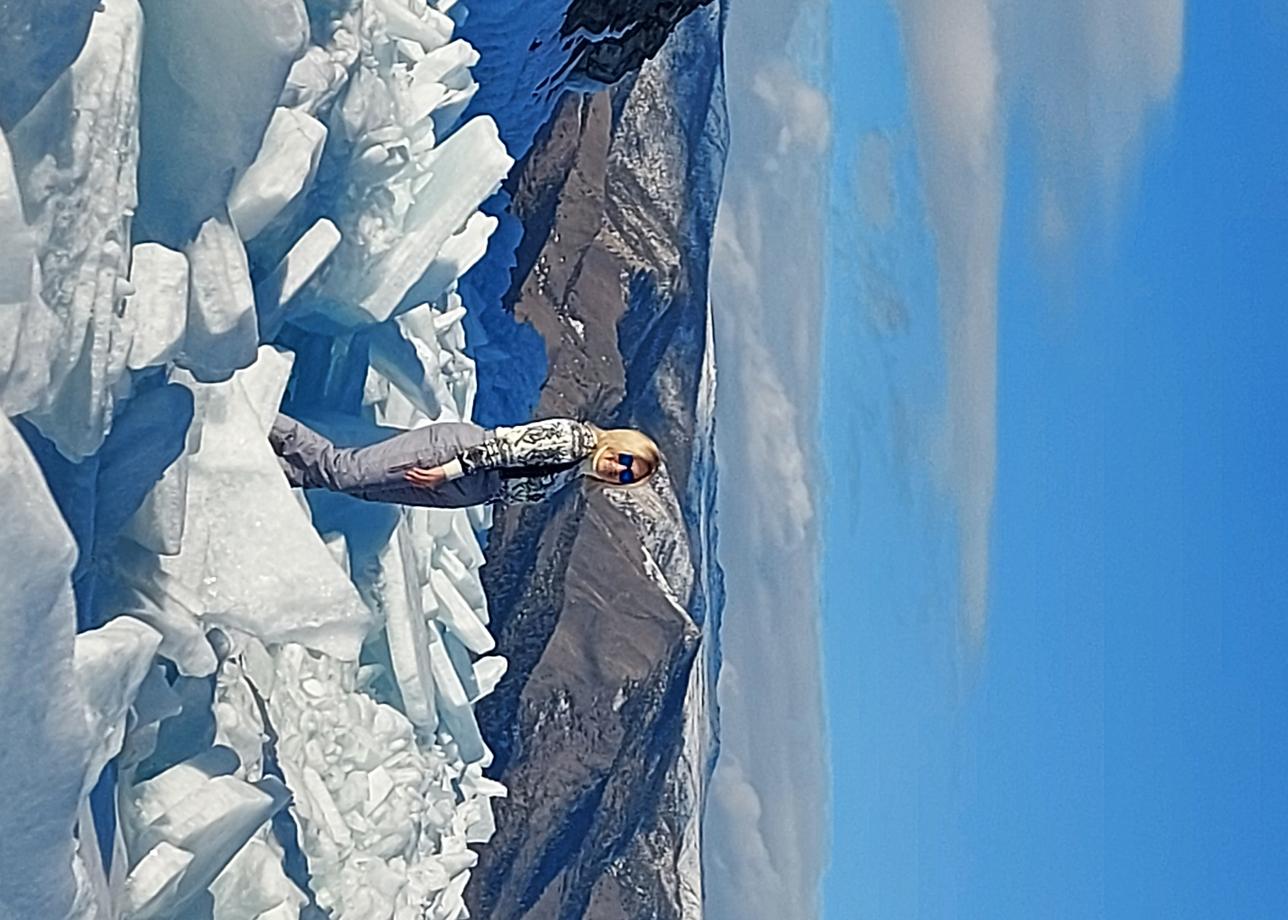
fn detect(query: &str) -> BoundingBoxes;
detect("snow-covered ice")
[123,347,378,661]
[5,0,142,459]
[254,218,342,337]
[180,215,260,382]
[124,243,190,372]
[135,0,309,244]
[1,1,519,916]
[227,108,328,243]
[0,416,90,919]
[74,617,164,798]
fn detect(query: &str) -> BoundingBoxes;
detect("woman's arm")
[404,419,596,491]
[446,418,597,478]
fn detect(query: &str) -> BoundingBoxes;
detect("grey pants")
[269,414,502,508]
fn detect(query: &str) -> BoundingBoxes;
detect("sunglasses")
[617,453,636,484]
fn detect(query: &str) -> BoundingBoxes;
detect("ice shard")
[7,0,143,459]
[227,107,328,242]
[179,215,260,383]
[136,0,309,243]
[0,417,88,919]
[124,244,190,373]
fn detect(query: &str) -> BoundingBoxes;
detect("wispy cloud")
[1000,0,1186,237]
[704,1,831,918]
[707,188,828,920]
[891,0,1185,646]
[751,61,833,162]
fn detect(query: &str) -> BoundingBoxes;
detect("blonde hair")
[587,425,662,487]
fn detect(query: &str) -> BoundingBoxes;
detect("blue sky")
[823,2,1288,918]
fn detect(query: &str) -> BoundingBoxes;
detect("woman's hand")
[405,464,449,489]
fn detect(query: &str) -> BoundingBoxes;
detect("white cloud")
[705,719,798,920]
[894,0,1004,646]
[892,0,1185,645]
[708,185,827,920]
[704,1,831,917]
[1000,0,1185,229]
[712,204,815,549]
[751,62,833,159]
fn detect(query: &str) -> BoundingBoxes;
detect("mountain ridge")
[461,3,728,917]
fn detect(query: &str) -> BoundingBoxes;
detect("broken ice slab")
[367,316,446,421]
[265,643,493,916]
[208,833,306,920]
[121,448,190,556]
[213,657,270,782]
[125,244,190,371]
[441,630,479,703]
[436,846,478,878]
[118,664,184,773]
[469,656,507,703]
[434,305,469,338]
[378,519,439,732]
[179,214,259,383]
[430,868,470,920]
[0,417,90,920]
[396,210,498,313]
[254,217,342,338]
[126,746,241,831]
[125,772,290,920]
[428,570,494,654]
[430,83,480,139]
[132,665,184,732]
[226,344,292,433]
[135,0,309,243]
[463,796,496,845]
[323,529,352,578]
[371,0,455,52]
[73,616,163,798]
[365,291,483,424]
[281,41,356,116]
[467,501,492,533]
[460,766,506,802]
[433,545,486,608]
[7,0,142,459]
[92,380,195,541]
[426,624,485,765]
[237,635,277,700]
[449,510,486,569]
[311,115,513,327]
[0,0,98,130]
[0,126,58,416]
[110,540,218,677]
[228,107,328,241]
[121,840,195,920]
[298,765,353,850]
[412,39,479,93]
[155,348,373,660]
[0,130,33,306]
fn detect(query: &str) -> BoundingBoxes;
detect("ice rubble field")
[0,1,523,917]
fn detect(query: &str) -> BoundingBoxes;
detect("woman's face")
[593,450,651,485]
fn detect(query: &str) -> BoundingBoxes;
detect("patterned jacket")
[441,418,599,503]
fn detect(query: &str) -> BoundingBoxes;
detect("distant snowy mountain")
[449,4,730,918]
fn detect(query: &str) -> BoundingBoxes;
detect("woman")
[269,414,660,508]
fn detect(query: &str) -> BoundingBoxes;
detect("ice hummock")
[0,416,91,920]
[1,1,514,917]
